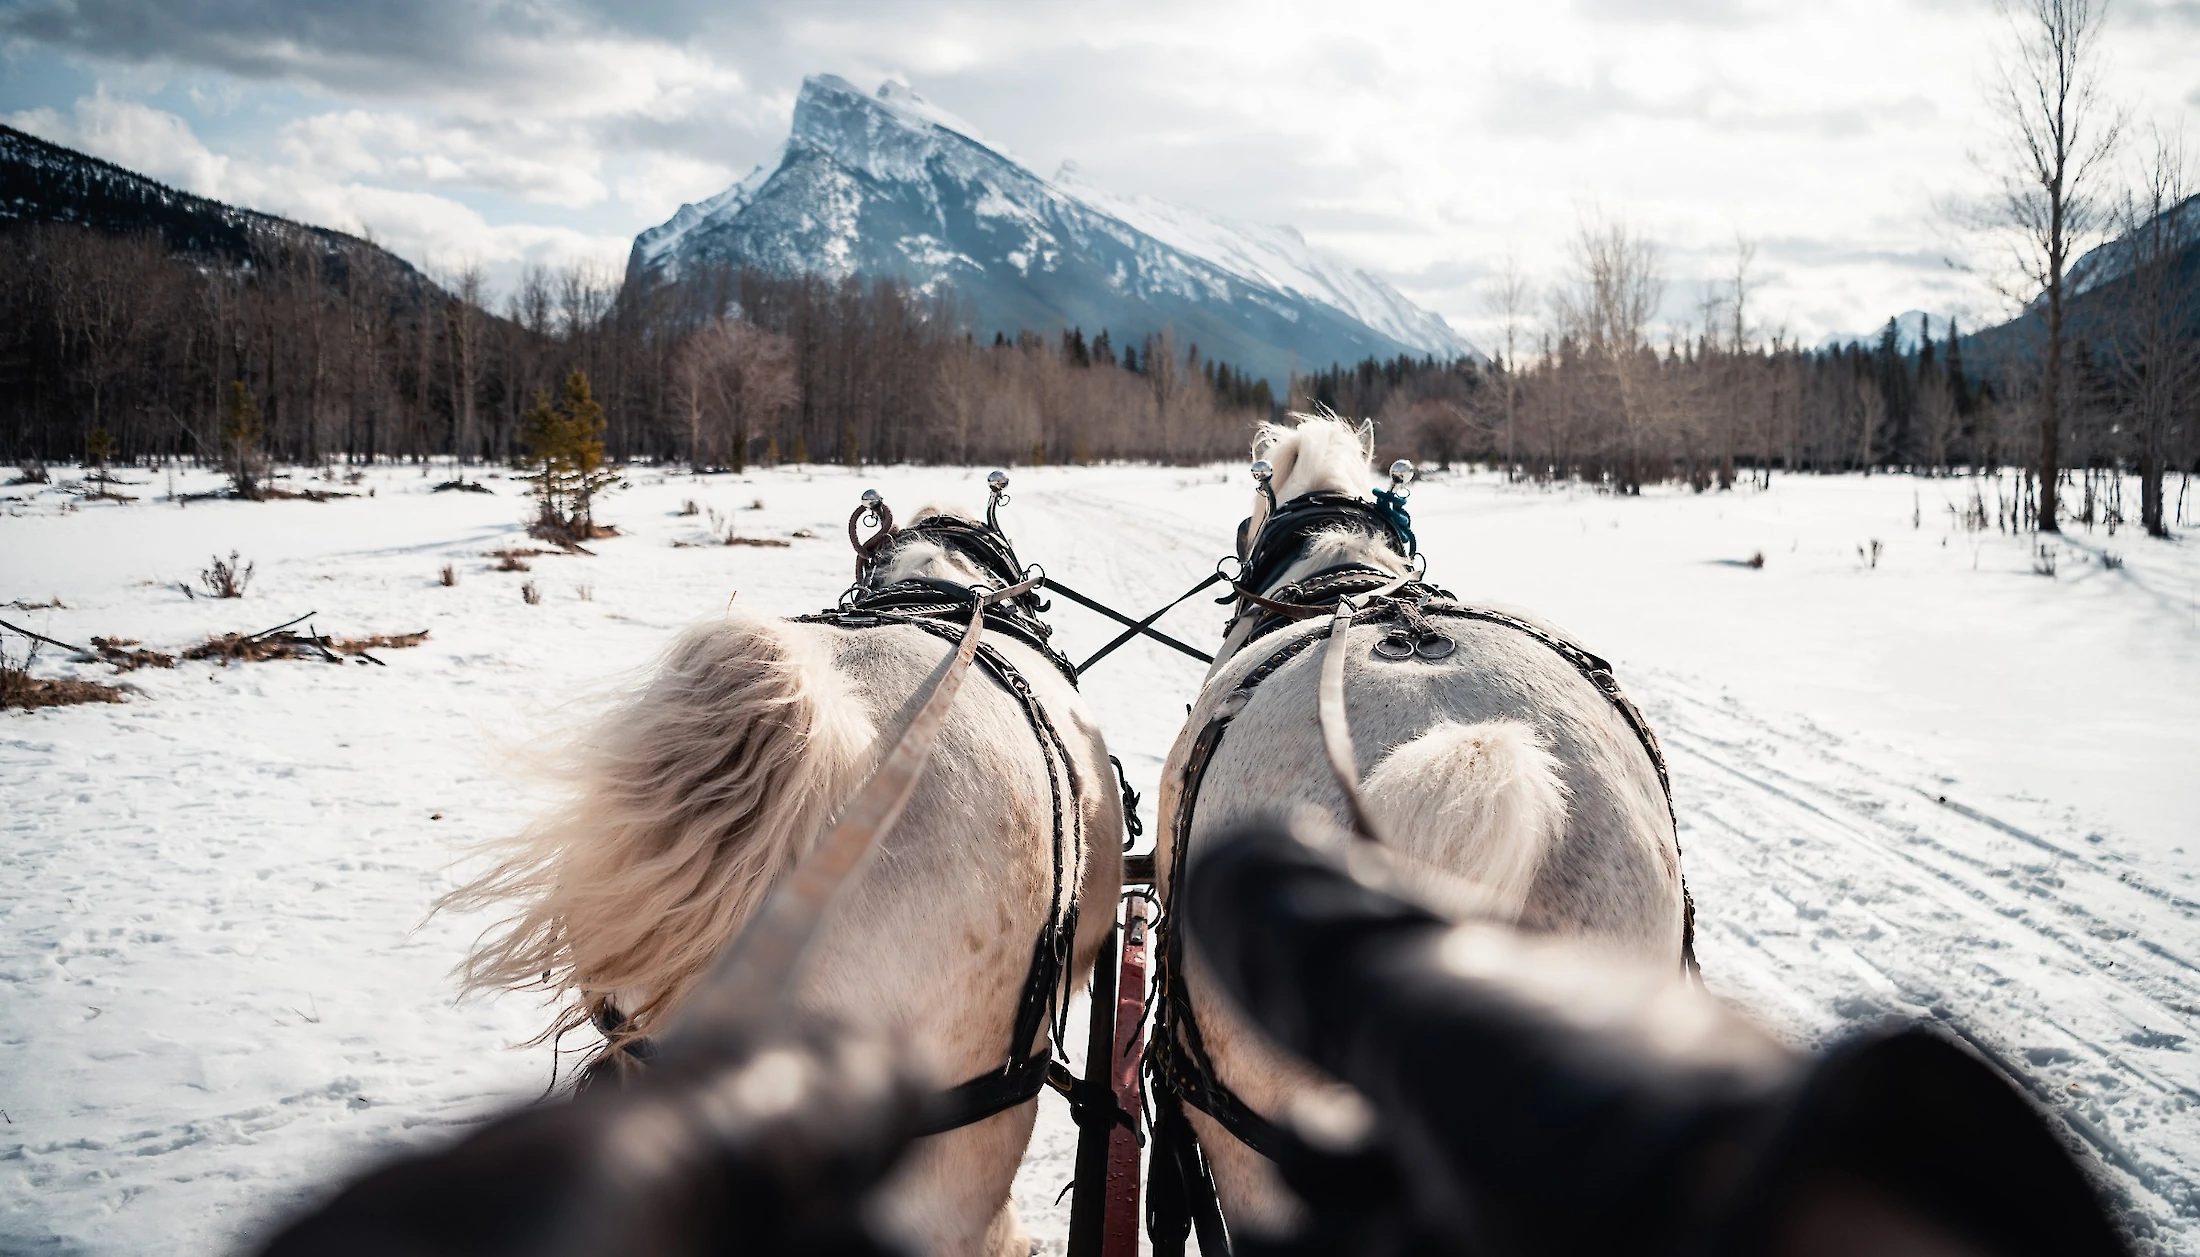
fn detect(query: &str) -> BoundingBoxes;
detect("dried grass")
[334,631,430,653]
[87,637,176,672]
[183,626,429,665]
[529,519,617,547]
[2,645,126,710]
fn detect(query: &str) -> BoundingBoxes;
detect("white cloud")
[7,94,631,293]
[5,0,2196,341]
[277,111,610,207]
[6,89,230,196]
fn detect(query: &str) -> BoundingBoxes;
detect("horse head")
[848,477,1034,597]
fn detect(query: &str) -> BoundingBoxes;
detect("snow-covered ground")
[3,461,2196,1255]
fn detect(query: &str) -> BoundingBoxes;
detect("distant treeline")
[1315,314,2195,535]
[1305,322,2007,486]
[0,225,1269,473]
[4,214,2194,537]
[1317,214,2197,537]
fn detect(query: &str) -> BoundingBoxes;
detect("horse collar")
[1238,491,1414,598]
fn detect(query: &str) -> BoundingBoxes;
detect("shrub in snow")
[198,551,253,599]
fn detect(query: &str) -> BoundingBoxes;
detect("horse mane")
[444,614,878,1053]
[875,504,993,587]
[1252,411,1374,505]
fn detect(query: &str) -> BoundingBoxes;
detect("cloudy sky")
[4,0,2196,346]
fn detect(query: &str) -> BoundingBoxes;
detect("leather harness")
[591,506,1094,1139]
[1144,492,1700,1256]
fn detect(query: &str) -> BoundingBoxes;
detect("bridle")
[1211,461,1429,648]
[839,484,1079,682]
[1235,485,1413,597]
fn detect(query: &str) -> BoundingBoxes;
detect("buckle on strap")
[1047,1059,1140,1137]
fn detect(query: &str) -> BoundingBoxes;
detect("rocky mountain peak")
[628,76,1476,382]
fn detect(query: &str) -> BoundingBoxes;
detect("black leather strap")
[1148,1086,1234,1257]
[1042,573,1221,671]
[917,1050,1052,1136]
[807,583,1079,683]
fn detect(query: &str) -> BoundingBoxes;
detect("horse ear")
[1357,419,1376,461]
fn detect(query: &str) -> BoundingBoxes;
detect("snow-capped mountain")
[2066,192,2200,300]
[628,75,1476,384]
[1052,163,1473,362]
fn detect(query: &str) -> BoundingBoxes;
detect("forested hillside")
[0,124,433,295]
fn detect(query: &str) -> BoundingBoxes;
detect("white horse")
[1155,414,1690,1240]
[448,502,1122,1257]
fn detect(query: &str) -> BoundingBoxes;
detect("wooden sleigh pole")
[1067,869,1154,1257]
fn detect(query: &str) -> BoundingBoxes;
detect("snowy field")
[3,460,2198,1255]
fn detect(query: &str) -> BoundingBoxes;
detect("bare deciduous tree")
[1486,253,1532,481]
[1723,236,1758,490]
[1553,213,1664,492]
[1979,0,2123,531]
[2103,133,2200,537]
[446,263,486,462]
[673,317,797,473]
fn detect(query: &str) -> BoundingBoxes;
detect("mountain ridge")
[0,122,438,298]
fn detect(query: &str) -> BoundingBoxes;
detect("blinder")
[1236,491,1415,599]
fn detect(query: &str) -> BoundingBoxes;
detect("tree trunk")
[2140,446,2165,537]
[2039,265,2064,532]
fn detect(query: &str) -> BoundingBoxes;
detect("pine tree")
[560,371,620,537]
[221,381,267,500]
[85,427,118,499]
[518,387,569,533]
[1945,320,1969,414]
[516,371,622,541]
